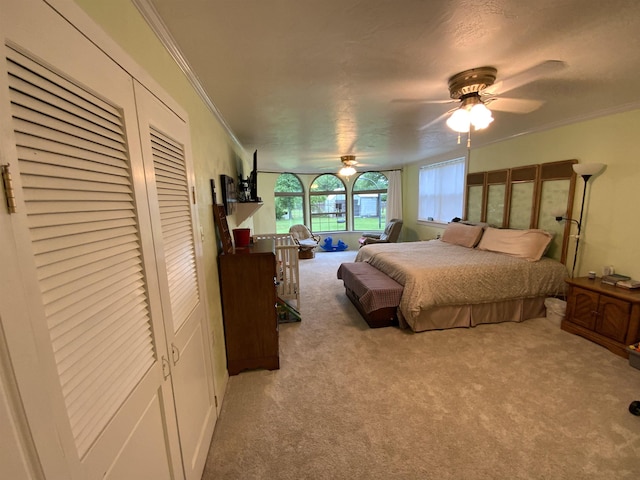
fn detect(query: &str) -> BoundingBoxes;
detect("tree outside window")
[309,174,346,232]
[352,172,388,231]
[274,173,304,233]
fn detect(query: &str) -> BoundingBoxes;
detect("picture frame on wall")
[220,174,237,215]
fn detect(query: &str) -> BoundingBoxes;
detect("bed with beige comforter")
[354,240,567,332]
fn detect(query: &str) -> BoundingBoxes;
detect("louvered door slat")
[44,261,142,316]
[27,209,136,229]
[39,249,140,293]
[13,117,126,154]
[16,135,129,167]
[56,302,148,378]
[160,217,191,234]
[9,48,155,458]
[42,256,141,303]
[18,154,131,185]
[153,153,186,171]
[150,127,199,333]
[30,217,136,242]
[18,146,130,177]
[7,53,122,127]
[63,323,152,407]
[48,277,146,342]
[35,233,140,271]
[31,225,136,255]
[12,100,124,144]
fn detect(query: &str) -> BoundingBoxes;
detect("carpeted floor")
[202,250,640,480]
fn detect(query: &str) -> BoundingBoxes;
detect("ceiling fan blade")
[418,109,454,131]
[483,60,567,95]
[486,97,545,114]
[393,98,454,105]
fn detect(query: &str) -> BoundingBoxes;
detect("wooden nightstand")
[562,277,640,358]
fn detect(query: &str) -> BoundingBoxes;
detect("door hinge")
[161,355,171,380]
[1,164,17,213]
[191,186,196,204]
[214,395,218,408]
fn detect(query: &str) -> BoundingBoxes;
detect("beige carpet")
[202,250,640,480]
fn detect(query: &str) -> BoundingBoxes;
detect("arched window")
[352,172,389,231]
[274,173,304,234]
[309,174,346,232]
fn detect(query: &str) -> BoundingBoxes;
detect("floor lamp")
[555,163,605,278]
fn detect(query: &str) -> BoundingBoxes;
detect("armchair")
[289,224,321,259]
[358,219,403,247]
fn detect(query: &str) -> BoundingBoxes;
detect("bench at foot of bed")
[337,262,403,328]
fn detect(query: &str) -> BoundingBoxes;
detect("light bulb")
[446,108,470,133]
[339,166,356,177]
[469,103,494,130]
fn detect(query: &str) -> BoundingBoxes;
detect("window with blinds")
[150,127,199,333]
[7,48,155,457]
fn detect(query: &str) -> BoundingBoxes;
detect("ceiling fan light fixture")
[446,108,470,133]
[339,155,357,177]
[469,102,494,130]
[339,165,356,177]
[446,97,494,133]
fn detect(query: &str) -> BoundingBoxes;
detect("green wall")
[403,109,640,279]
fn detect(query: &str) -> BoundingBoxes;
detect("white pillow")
[440,222,484,248]
[476,227,553,261]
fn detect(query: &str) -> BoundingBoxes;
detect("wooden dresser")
[562,277,640,358]
[218,239,279,375]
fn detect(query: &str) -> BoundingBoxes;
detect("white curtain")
[418,158,465,223]
[386,170,403,222]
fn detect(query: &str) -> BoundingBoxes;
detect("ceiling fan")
[338,155,359,177]
[396,60,567,134]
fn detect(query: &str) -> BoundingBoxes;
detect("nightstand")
[562,277,640,358]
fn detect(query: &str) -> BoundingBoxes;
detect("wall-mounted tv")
[248,149,260,202]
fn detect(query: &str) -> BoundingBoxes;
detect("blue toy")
[320,236,348,252]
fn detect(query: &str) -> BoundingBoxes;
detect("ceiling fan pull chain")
[467,131,471,149]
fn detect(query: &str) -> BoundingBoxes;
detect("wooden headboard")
[464,159,578,265]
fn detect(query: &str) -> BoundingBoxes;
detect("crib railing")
[252,233,300,312]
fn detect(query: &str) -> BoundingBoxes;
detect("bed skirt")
[399,296,547,332]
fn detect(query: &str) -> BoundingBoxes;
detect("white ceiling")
[140,0,640,174]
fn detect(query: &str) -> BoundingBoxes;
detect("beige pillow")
[440,222,484,248]
[476,227,553,261]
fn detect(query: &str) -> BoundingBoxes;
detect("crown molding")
[131,0,244,153]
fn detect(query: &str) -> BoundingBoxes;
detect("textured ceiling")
[141,0,640,173]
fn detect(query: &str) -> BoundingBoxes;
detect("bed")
[348,159,578,332]
[354,227,567,331]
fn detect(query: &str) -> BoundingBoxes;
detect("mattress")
[355,240,568,331]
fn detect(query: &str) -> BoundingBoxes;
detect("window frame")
[417,157,466,225]
[351,172,389,232]
[274,173,306,233]
[309,173,348,233]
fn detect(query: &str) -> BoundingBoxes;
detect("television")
[249,149,259,202]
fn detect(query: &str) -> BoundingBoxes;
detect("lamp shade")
[572,163,605,177]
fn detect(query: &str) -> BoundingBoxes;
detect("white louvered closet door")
[135,83,217,480]
[0,1,184,478]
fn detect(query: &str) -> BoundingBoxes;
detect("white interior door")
[134,82,217,480]
[0,1,184,478]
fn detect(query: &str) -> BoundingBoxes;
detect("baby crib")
[252,233,300,312]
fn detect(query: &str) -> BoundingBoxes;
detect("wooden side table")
[562,277,640,358]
